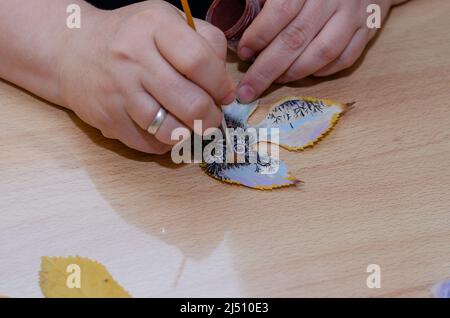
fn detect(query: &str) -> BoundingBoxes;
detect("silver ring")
[147,107,167,135]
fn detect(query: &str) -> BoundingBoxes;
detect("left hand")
[236,0,393,103]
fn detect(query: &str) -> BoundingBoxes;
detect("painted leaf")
[202,96,349,190]
[222,99,259,128]
[201,153,299,190]
[39,256,131,298]
[202,100,298,189]
[255,96,349,151]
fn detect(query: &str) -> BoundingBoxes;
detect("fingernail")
[237,84,256,104]
[238,47,254,61]
[222,90,236,105]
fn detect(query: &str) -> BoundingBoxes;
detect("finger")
[277,12,358,83]
[139,46,222,132]
[153,110,189,146]
[126,90,189,145]
[237,0,337,103]
[237,0,305,61]
[313,28,371,77]
[121,122,172,155]
[105,107,172,155]
[195,19,228,61]
[154,18,235,105]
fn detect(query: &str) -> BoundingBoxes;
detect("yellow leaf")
[39,256,131,298]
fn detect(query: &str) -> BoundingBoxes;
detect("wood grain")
[1,0,450,297]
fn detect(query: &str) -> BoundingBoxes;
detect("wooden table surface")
[1,0,450,298]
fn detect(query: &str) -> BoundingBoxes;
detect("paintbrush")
[180,0,234,163]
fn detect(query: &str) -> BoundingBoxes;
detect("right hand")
[58,1,235,154]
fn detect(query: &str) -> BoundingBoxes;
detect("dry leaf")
[39,256,131,298]
[201,97,350,190]
[254,96,350,151]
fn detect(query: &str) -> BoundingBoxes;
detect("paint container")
[206,0,261,51]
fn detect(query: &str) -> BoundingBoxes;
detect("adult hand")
[237,0,393,103]
[60,1,235,154]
